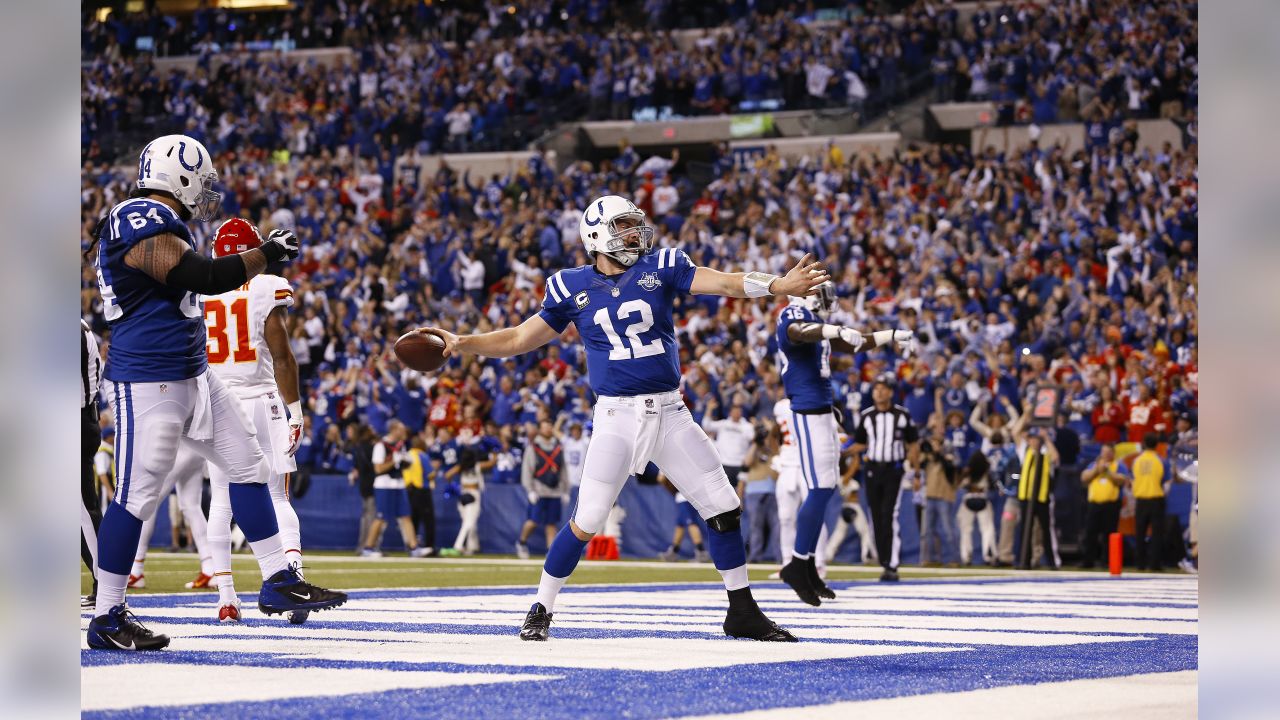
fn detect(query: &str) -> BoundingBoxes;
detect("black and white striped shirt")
[81,320,102,410]
[854,405,918,463]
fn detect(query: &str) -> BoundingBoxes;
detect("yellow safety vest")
[1086,461,1123,504]
[1131,450,1166,499]
[1018,447,1053,503]
[402,450,424,489]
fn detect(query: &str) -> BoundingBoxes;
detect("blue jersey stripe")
[121,383,134,508]
[801,413,819,489]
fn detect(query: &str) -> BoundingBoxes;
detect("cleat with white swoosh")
[86,604,170,651]
[257,568,347,617]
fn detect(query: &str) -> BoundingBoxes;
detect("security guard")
[1079,444,1128,568]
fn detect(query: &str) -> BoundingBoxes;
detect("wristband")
[743,272,779,297]
[287,401,303,420]
[872,330,894,346]
[821,324,842,340]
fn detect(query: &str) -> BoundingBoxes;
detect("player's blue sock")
[793,488,836,559]
[94,503,143,617]
[544,523,589,578]
[707,524,750,591]
[228,482,280,542]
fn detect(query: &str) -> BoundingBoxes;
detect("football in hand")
[393,331,448,373]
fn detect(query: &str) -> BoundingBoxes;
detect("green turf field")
[82,551,1008,595]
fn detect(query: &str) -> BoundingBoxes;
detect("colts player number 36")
[417,195,829,642]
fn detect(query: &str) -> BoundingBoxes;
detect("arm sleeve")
[165,250,251,295]
[537,271,574,334]
[521,446,535,491]
[853,419,868,446]
[902,417,920,444]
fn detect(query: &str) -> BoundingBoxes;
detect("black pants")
[863,463,904,570]
[1134,497,1166,570]
[408,485,436,550]
[1081,501,1121,567]
[81,406,102,587]
[1021,498,1060,569]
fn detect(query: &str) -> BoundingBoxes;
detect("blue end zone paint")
[82,636,1196,720]
[82,577,1197,720]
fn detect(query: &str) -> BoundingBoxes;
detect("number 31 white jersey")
[203,274,294,397]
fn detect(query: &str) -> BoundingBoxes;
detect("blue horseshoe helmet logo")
[177,141,204,172]
[583,199,605,226]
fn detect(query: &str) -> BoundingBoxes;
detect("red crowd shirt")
[1124,398,1167,442]
[1091,402,1126,443]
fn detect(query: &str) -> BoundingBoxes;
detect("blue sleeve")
[658,247,698,294]
[109,200,190,251]
[538,271,574,334]
[776,306,812,348]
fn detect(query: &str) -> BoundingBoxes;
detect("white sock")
[94,570,128,618]
[718,564,749,591]
[792,551,811,562]
[272,494,303,564]
[215,573,237,604]
[129,560,145,577]
[534,570,568,613]
[248,534,288,580]
[285,549,304,573]
[200,555,214,576]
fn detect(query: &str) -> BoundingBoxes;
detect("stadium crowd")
[82,0,1197,160]
[82,123,1199,563]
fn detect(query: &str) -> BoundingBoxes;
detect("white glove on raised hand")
[893,329,916,356]
[838,327,865,350]
[264,228,301,261]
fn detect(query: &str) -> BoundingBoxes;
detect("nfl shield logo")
[638,272,662,291]
[645,399,654,409]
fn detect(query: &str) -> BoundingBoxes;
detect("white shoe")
[409,547,431,558]
[127,573,146,589]
[1178,558,1198,574]
[515,542,530,560]
[360,549,383,558]
[218,597,242,623]
[767,571,781,579]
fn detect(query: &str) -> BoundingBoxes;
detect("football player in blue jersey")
[87,134,346,650]
[774,282,914,606]
[418,194,828,642]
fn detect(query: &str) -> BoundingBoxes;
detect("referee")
[81,320,104,606]
[850,375,920,582]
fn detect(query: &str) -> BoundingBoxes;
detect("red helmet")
[213,217,262,257]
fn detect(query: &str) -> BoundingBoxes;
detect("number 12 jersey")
[538,248,696,397]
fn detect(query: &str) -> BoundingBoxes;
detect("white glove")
[894,329,916,356]
[527,491,539,505]
[264,228,301,261]
[285,401,304,456]
[838,327,865,350]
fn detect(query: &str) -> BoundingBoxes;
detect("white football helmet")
[788,280,836,319]
[136,134,222,222]
[579,195,654,267]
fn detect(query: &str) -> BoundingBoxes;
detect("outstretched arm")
[689,252,829,298]
[787,323,915,354]
[416,313,560,359]
[125,230,297,294]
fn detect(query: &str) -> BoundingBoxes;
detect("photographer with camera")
[362,421,433,558]
[445,431,496,557]
[917,425,961,567]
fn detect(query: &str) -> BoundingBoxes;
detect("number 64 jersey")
[538,248,696,397]
[202,274,294,397]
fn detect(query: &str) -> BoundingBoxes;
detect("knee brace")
[706,507,742,534]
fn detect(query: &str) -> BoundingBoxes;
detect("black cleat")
[86,604,170,651]
[258,568,348,616]
[808,557,835,600]
[879,568,900,582]
[780,558,821,606]
[724,606,798,642]
[520,602,552,641]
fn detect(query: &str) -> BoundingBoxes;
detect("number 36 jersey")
[95,197,206,382]
[539,248,697,397]
[203,274,294,397]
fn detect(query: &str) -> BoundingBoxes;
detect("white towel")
[628,396,664,474]
[187,372,214,441]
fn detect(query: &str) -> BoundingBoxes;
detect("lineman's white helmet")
[579,195,655,267]
[136,134,222,222]
[788,280,836,319]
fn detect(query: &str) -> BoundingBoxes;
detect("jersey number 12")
[593,300,664,360]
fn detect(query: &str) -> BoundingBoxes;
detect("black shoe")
[879,568,899,582]
[258,568,348,616]
[807,556,835,600]
[81,594,96,610]
[520,602,552,641]
[86,604,170,651]
[724,606,798,642]
[780,559,821,606]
